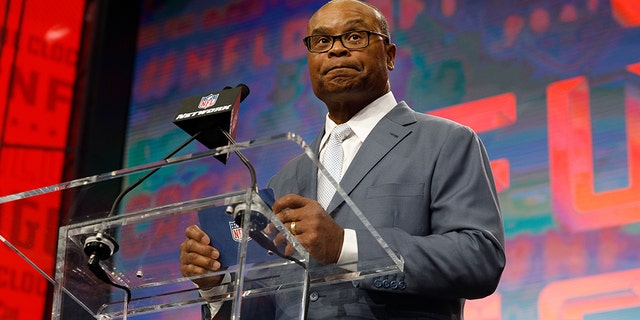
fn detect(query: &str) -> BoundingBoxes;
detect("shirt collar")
[322,91,398,143]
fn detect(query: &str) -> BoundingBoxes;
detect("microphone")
[82,84,250,302]
[173,84,250,164]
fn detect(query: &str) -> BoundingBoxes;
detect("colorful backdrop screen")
[124,1,640,319]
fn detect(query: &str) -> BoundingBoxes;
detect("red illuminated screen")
[0,0,83,318]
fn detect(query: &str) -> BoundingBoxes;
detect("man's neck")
[325,90,389,124]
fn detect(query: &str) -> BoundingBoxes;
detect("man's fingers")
[180,237,219,259]
[182,251,221,271]
[272,194,309,215]
[179,225,227,290]
[284,243,296,257]
[185,225,210,244]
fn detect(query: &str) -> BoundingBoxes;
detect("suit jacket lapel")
[326,102,418,212]
[296,130,324,199]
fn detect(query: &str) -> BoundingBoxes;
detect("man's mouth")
[326,65,358,74]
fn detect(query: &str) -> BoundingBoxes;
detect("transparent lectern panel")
[56,189,309,319]
[1,133,402,319]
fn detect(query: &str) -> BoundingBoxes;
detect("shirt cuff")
[337,228,358,265]
[198,273,230,318]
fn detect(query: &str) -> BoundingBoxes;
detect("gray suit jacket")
[203,102,505,319]
[263,101,505,319]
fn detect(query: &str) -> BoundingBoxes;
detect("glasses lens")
[342,31,368,49]
[309,35,332,52]
[305,31,374,52]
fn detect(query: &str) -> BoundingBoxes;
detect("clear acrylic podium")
[0,132,403,319]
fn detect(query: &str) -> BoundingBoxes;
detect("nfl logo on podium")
[198,93,218,109]
[229,221,253,242]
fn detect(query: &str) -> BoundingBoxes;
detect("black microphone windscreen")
[173,85,250,163]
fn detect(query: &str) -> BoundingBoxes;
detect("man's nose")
[328,39,349,56]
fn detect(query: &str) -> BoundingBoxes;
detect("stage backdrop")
[123,1,640,319]
[0,0,84,319]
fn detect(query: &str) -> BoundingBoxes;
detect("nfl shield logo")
[198,93,218,109]
[229,221,252,242]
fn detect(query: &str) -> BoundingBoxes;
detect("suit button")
[390,280,398,289]
[398,281,406,290]
[373,278,383,288]
[382,279,390,288]
[309,291,319,302]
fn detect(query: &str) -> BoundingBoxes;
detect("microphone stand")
[82,132,202,305]
[220,129,310,319]
[84,83,249,314]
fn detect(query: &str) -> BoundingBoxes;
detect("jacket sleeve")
[355,125,506,300]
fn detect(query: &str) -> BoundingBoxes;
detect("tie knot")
[331,124,352,142]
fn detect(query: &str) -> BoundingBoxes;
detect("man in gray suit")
[180,0,506,318]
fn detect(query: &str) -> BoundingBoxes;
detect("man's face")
[306,1,396,107]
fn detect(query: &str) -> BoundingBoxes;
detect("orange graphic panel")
[490,158,510,193]
[428,93,517,192]
[428,93,517,133]
[611,0,640,27]
[539,268,640,319]
[465,293,502,320]
[547,69,640,231]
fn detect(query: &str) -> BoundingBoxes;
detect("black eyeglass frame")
[302,30,390,53]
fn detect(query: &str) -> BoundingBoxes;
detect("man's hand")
[272,194,344,264]
[179,225,223,290]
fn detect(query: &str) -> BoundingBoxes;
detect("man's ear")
[386,43,396,71]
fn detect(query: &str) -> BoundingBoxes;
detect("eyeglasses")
[303,30,390,53]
